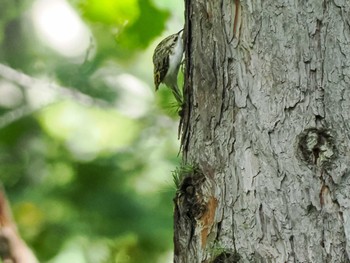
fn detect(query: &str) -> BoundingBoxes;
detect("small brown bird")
[152,29,184,103]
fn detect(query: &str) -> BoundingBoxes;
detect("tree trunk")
[174,0,350,262]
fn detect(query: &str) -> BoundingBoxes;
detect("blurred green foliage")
[0,0,184,262]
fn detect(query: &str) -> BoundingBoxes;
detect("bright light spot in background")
[0,80,23,108]
[39,101,139,161]
[31,0,91,58]
[48,238,86,263]
[25,80,58,107]
[114,73,153,118]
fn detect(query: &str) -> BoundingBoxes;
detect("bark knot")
[212,251,241,263]
[176,170,207,220]
[297,128,335,168]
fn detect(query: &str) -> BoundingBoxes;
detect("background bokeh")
[0,0,184,262]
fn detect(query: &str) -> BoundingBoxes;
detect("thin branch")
[0,105,40,130]
[0,63,115,129]
[0,63,111,108]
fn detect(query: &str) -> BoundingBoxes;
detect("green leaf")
[78,0,140,26]
[116,0,169,50]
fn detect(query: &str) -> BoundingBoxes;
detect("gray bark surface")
[175,0,350,262]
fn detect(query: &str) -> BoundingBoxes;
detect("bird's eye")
[174,36,178,41]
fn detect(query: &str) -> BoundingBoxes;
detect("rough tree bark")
[174,0,350,262]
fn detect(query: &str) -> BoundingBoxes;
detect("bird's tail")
[171,84,183,104]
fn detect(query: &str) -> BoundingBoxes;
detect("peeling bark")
[175,0,350,262]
